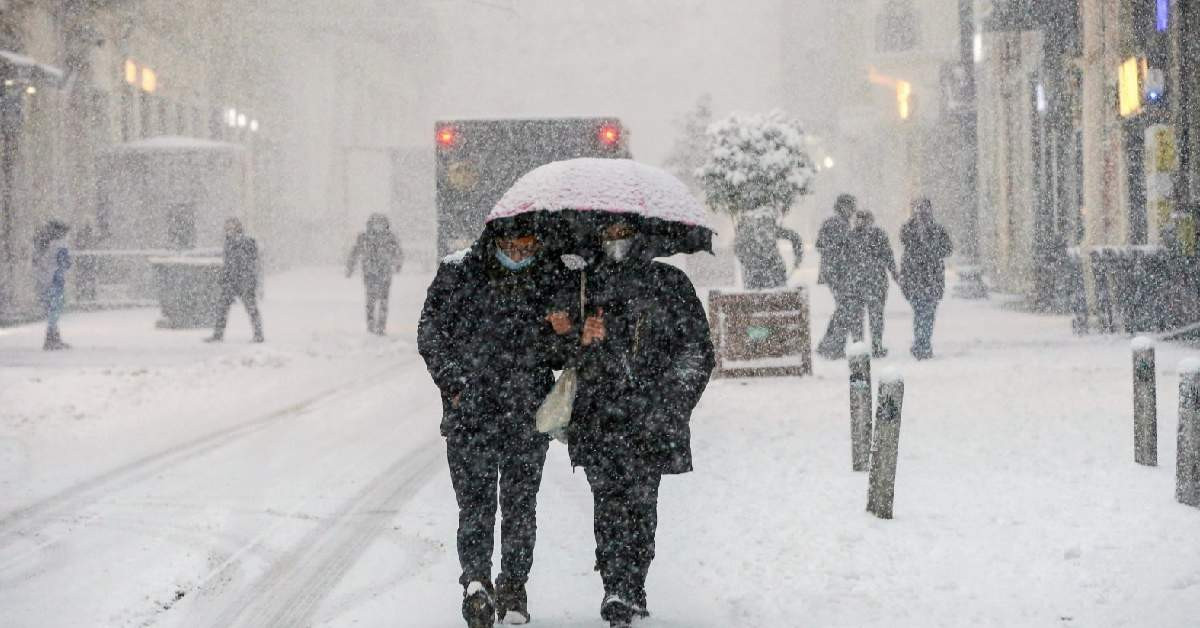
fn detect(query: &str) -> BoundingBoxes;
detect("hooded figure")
[899,198,953,359]
[815,194,860,359]
[547,217,715,627]
[206,218,264,343]
[346,213,404,334]
[417,214,568,627]
[33,220,72,350]
[848,210,898,357]
[733,208,803,289]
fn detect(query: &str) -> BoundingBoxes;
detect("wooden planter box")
[708,288,813,378]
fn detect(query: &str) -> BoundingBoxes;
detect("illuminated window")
[124,59,138,85]
[141,67,157,93]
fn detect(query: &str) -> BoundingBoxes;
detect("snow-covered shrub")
[696,110,815,216]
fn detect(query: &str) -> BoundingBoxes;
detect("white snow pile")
[441,248,471,265]
[695,109,815,215]
[878,366,904,385]
[488,158,710,228]
[1179,357,1200,374]
[847,341,872,358]
[1131,336,1155,351]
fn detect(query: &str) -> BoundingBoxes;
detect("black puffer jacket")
[221,235,259,291]
[563,260,715,475]
[418,243,566,439]
[899,217,953,302]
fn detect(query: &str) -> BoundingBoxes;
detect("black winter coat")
[816,214,852,288]
[221,235,259,291]
[562,260,715,475]
[734,215,804,290]
[347,230,403,282]
[899,217,953,302]
[848,224,897,300]
[417,245,565,440]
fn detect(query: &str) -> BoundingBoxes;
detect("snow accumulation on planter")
[847,342,871,359]
[1131,336,1156,351]
[1178,358,1200,375]
[878,367,904,386]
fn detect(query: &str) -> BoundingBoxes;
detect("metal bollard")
[1177,360,1200,507]
[848,342,873,472]
[867,370,904,519]
[1132,337,1157,466]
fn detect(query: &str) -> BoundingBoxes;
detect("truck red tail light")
[436,126,457,148]
[598,124,621,147]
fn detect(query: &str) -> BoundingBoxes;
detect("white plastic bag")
[536,367,577,440]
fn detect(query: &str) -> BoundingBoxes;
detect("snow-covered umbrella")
[487,158,714,257]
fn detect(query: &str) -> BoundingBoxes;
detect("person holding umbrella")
[418,212,566,627]
[492,158,715,628]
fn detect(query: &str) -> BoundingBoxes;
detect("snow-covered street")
[3,266,1199,627]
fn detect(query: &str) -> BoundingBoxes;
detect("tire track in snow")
[203,443,442,628]
[0,362,408,567]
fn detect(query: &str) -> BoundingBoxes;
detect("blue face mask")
[496,248,535,271]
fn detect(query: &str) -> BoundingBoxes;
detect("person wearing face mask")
[418,215,565,628]
[346,213,404,335]
[546,217,715,628]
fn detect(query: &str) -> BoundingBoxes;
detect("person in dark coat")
[899,198,953,360]
[546,218,715,628]
[815,194,860,358]
[206,218,264,343]
[848,210,898,357]
[346,213,404,335]
[418,215,565,627]
[733,209,803,289]
[33,220,72,351]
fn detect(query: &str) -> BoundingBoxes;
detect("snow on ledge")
[1179,358,1200,375]
[878,367,904,385]
[847,342,871,358]
[1131,336,1155,351]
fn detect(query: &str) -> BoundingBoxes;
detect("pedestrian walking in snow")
[547,217,715,628]
[206,218,264,343]
[33,220,72,351]
[418,214,565,628]
[733,208,804,289]
[346,213,403,335]
[849,210,898,357]
[816,194,861,359]
[899,198,953,360]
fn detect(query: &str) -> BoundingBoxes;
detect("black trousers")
[852,293,886,352]
[818,286,862,357]
[365,277,391,333]
[213,285,263,339]
[446,430,549,587]
[585,463,662,601]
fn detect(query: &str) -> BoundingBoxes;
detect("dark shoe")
[631,587,649,618]
[601,594,635,627]
[872,347,889,359]
[252,334,264,343]
[204,335,223,343]
[495,576,529,624]
[462,580,495,628]
[911,347,933,360]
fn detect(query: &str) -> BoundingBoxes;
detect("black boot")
[495,575,529,624]
[43,327,69,351]
[462,579,495,628]
[601,593,635,627]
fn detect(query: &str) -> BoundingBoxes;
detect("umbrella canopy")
[487,158,714,256]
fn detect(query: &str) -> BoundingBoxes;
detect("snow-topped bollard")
[1132,337,1157,466]
[848,342,873,472]
[1177,359,1200,507]
[867,369,904,519]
